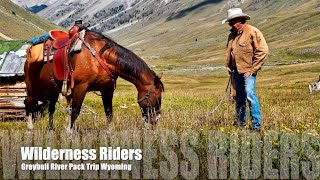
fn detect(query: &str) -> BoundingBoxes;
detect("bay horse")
[24,45,62,130]
[66,30,164,131]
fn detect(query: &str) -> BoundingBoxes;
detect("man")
[222,8,269,131]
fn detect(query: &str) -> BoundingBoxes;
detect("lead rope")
[197,74,232,120]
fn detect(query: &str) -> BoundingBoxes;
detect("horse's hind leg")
[48,93,59,130]
[24,96,36,130]
[68,83,88,132]
[101,90,114,122]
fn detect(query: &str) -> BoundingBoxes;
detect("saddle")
[49,30,71,82]
[26,25,85,96]
[50,30,70,49]
[48,29,81,96]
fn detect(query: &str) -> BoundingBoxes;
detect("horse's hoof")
[105,131,112,136]
[65,117,70,123]
[27,123,34,130]
[66,128,73,134]
[48,127,55,131]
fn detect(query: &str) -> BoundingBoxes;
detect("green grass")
[0,40,25,54]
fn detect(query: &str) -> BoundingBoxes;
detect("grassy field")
[1,60,319,133]
[0,40,25,54]
[1,59,319,179]
[0,0,319,178]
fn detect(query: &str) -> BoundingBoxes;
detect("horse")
[24,43,62,130]
[65,30,164,131]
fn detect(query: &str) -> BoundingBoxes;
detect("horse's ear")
[155,73,164,91]
[157,73,163,79]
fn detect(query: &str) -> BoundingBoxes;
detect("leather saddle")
[49,29,78,96]
[50,30,70,49]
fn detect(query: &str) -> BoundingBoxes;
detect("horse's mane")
[87,30,164,90]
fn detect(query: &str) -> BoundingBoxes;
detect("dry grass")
[1,61,319,179]
[0,1,319,178]
[1,61,319,133]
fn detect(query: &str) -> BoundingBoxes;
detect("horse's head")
[138,74,164,125]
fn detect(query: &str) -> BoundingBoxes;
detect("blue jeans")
[234,70,262,129]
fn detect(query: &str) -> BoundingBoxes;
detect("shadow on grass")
[167,0,223,21]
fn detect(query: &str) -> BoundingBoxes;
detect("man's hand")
[244,71,253,77]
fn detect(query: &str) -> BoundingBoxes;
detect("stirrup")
[61,80,68,96]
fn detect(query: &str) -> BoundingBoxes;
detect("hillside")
[107,0,320,70]
[0,0,63,40]
[36,0,177,29]
[10,0,58,8]
[18,0,320,71]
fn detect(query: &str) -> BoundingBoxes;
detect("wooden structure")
[0,82,26,121]
[0,45,28,121]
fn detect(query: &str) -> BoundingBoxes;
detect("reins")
[78,34,116,88]
[198,74,232,120]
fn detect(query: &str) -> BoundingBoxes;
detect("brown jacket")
[226,24,268,74]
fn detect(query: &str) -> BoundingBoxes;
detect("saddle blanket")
[28,34,50,45]
[26,43,44,63]
[69,30,85,52]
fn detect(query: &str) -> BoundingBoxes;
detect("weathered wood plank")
[0,82,26,121]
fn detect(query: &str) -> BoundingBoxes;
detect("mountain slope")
[11,0,58,8]
[37,0,177,30]
[0,0,63,40]
[9,0,320,69]
[106,0,320,69]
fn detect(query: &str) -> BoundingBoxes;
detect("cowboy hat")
[222,8,250,24]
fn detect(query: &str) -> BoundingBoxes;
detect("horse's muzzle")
[142,109,161,125]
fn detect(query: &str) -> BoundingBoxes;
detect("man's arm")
[252,29,269,74]
[226,33,233,73]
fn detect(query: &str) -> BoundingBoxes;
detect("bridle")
[137,83,155,103]
[137,82,162,116]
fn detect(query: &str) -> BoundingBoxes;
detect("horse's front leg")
[48,93,59,131]
[64,95,72,123]
[67,83,88,133]
[101,90,114,122]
